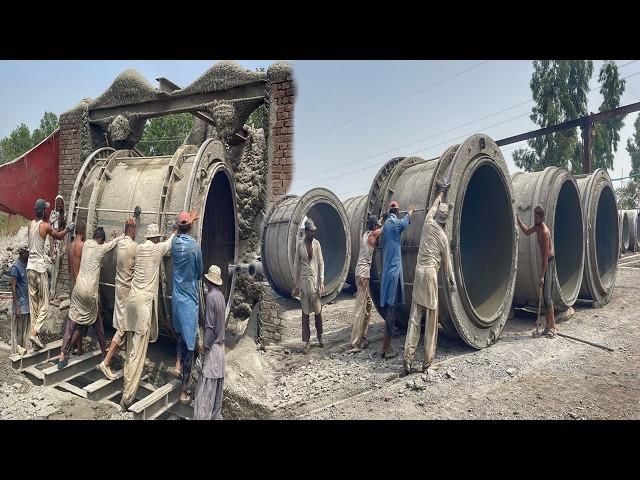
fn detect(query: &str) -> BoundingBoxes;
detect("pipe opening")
[201,170,235,301]
[459,163,513,319]
[304,202,347,294]
[596,187,618,288]
[622,213,630,250]
[554,180,583,297]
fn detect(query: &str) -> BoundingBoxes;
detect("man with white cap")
[48,194,66,296]
[27,198,74,350]
[120,223,175,410]
[170,211,203,405]
[194,264,226,420]
[293,218,325,354]
[403,184,456,374]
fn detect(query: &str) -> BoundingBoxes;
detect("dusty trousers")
[194,377,224,420]
[121,327,151,406]
[403,301,438,367]
[350,276,372,347]
[27,270,49,334]
[302,313,323,342]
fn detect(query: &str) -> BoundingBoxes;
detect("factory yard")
[4,253,638,420]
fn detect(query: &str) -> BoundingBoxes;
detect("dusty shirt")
[202,286,226,379]
[27,220,48,273]
[10,260,29,315]
[113,236,137,331]
[293,238,324,295]
[380,213,410,307]
[413,197,454,309]
[49,210,65,259]
[69,235,124,325]
[354,230,375,279]
[124,235,174,342]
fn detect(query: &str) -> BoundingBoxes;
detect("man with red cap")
[379,200,414,359]
[171,211,203,405]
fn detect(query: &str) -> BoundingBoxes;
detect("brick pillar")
[55,100,93,297]
[266,62,295,211]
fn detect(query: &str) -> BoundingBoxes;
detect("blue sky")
[1,60,638,200]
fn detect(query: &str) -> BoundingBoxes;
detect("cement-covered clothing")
[350,276,372,347]
[413,197,454,309]
[123,235,174,343]
[69,235,124,326]
[293,238,324,315]
[113,236,137,331]
[10,260,29,315]
[27,270,48,333]
[202,286,226,380]
[11,313,31,354]
[194,377,224,420]
[122,326,151,406]
[543,256,555,310]
[354,231,375,279]
[171,234,203,351]
[380,213,410,307]
[404,301,438,367]
[27,220,48,274]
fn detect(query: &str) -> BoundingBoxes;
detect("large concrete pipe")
[69,140,238,335]
[623,209,639,251]
[367,135,518,349]
[342,195,368,286]
[575,170,618,306]
[511,167,585,312]
[619,210,631,252]
[261,188,351,304]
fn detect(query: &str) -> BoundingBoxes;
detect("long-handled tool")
[555,332,615,352]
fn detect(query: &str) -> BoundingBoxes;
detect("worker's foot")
[57,353,70,370]
[99,361,117,381]
[29,334,43,350]
[422,362,432,372]
[347,343,361,354]
[302,342,310,354]
[317,336,324,348]
[403,360,412,375]
[179,391,191,405]
[383,348,398,359]
[545,328,557,339]
[16,345,27,356]
[361,338,370,349]
[120,399,133,412]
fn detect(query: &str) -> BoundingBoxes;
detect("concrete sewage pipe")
[575,169,619,307]
[68,140,238,337]
[622,209,639,252]
[511,167,585,312]
[261,188,351,305]
[367,135,518,349]
[618,210,631,252]
[342,195,368,286]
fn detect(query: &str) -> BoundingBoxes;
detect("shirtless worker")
[64,220,87,356]
[26,199,74,350]
[517,204,557,338]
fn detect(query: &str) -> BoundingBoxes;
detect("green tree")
[31,111,59,145]
[0,123,33,165]
[592,61,626,170]
[137,113,193,156]
[246,104,266,129]
[617,113,640,209]
[513,60,594,173]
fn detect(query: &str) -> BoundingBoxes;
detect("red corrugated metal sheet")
[0,129,60,219]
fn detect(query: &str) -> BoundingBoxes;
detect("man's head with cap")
[18,244,29,262]
[34,198,50,219]
[304,218,317,240]
[145,223,163,243]
[389,200,400,216]
[435,203,449,226]
[204,264,223,287]
[367,214,381,231]
[54,194,64,212]
[177,211,199,234]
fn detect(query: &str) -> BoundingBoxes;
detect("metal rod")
[76,206,180,216]
[556,332,615,352]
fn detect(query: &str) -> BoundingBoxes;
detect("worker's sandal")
[29,334,43,350]
[99,361,117,381]
[317,336,324,348]
[403,361,412,375]
[57,354,70,370]
[302,342,310,354]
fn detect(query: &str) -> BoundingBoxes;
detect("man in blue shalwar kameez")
[379,200,414,359]
[171,211,203,405]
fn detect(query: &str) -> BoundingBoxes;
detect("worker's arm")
[45,222,71,241]
[67,241,73,277]
[517,215,537,236]
[399,208,413,232]
[100,233,125,253]
[292,242,301,296]
[539,229,550,289]
[367,227,383,247]
[442,235,456,291]
[10,273,18,313]
[195,243,204,278]
[317,242,325,294]
[427,192,444,220]
[160,233,176,257]
[203,294,217,351]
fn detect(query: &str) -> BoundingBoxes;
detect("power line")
[294,61,491,144]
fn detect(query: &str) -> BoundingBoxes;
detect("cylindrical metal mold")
[342,195,368,286]
[261,187,351,305]
[69,139,238,336]
[619,210,631,252]
[623,209,639,251]
[575,169,618,306]
[367,135,518,349]
[511,166,585,312]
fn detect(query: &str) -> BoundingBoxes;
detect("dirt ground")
[1,253,639,420]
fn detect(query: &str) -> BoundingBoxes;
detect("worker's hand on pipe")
[408,206,416,215]
[319,283,325,295]
[66,222,76,233]
[435,180,451,195]
[539,276,545,289]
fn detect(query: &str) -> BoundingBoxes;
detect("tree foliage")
[136,113,193,156]
[617,113,640,209]
[0,111,59,165]
[592,61,626,170]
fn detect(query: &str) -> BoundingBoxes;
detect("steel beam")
[9,340,62,370]
[129,379,182,420]
[40,350,102,386]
